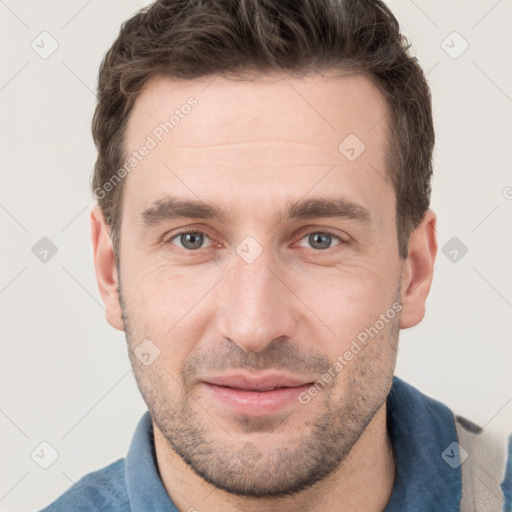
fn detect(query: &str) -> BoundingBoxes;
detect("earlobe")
[399,210,437,329]
[90,206,125,331]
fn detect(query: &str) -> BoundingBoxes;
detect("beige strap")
[455,415,507,512]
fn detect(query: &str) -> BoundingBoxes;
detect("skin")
[91,72,437,512]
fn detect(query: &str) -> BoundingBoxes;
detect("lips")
[200,373,314,416]
[202,373,312,391]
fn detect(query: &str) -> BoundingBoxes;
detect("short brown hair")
[91,0,434,259]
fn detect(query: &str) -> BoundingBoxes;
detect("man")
[40,0,511,510]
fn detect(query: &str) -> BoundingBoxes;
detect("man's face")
[111,72,405,496]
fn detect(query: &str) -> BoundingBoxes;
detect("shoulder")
[454,415,512,512]
[38,458,130,512]
[386,377,511,511]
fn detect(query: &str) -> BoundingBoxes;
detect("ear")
[90,206,124,331]
[399,209,437,329]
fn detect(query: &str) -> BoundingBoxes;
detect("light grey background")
[1,1,511,510]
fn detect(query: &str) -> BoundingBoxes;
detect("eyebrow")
[139,195,371,227]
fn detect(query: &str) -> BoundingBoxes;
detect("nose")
[217,254,298,353]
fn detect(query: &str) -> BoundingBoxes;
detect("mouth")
[200,373,314,416]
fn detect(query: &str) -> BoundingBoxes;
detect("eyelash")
[164,229,347,253]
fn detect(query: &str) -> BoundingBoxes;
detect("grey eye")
[299,232,341,250]
[170,232,212,250]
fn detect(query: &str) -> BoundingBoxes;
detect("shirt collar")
[124,376,461,511]
[125,411,178,511]
[384,376,461,511]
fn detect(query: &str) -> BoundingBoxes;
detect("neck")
[153,404,396,512]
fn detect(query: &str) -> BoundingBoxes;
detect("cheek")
[290,261,400,344]
[125,257,208,317]
[124,269,214,366]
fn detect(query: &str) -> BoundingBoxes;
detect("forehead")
[126,71,389,149]
[122,72,393,223]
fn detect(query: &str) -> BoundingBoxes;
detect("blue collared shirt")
[38,376,508,511]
